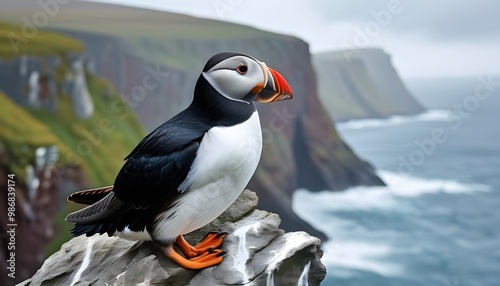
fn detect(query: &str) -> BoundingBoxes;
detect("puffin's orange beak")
[255,65,293,103]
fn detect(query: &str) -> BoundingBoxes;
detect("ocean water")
[294,76,500,285]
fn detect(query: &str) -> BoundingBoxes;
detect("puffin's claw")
[216,250,227,257]
[196,232,227,249]
[216,231,228,238]
[190,249,225,263]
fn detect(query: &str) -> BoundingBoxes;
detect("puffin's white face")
[202,55,266,103]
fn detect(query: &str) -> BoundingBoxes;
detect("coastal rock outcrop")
[20,190,326,286]
[313,48,424,121]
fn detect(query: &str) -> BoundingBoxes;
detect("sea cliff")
[313,48,424,121]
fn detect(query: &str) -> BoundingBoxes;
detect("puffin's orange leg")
[157,244,224,270]
[175,232,227,258]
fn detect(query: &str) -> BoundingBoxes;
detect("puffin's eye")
[236,64,248,75]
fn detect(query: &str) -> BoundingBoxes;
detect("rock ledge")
[20,190,326,285]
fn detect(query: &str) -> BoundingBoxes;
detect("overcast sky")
[89,0,499,79]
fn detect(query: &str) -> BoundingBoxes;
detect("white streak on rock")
[28,71,40,108]
[232,220,261,283]
[267,232,309,271]
[111,271,126,286]
[69,237,95,286]
[298,261,311,286]
[71,58,94,119]
[266,269,275,286]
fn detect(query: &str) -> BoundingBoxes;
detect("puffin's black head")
[199,52,293,104]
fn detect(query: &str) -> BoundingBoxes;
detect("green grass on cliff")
[0,20,145,186]
[0,72,145,189]
[0,91,75,181]
[28,74,145,185]
[0,21,83,58]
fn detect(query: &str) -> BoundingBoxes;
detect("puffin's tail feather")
[65,192,128,224]
[67,186,114,205]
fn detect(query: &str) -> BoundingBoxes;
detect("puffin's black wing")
[65,110,209,233]
[113,110,208,208]
[113,138,201,208]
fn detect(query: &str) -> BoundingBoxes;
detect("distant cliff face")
[313,48,424,121]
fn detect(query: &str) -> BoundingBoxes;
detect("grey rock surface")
[19,190,326,286]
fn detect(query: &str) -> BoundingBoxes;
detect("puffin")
[65,52,293,270]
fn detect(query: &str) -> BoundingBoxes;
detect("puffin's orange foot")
[157,244,225,270]
[175,232,228,258]
[190,248,227,262]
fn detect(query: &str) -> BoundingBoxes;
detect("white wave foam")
[292,171,491,277]
[321,240,404,277]
[293,189,405,277]
[337,110,449,130]
[379,170,491,197]
[294,186,399,213]
[293,171,490,213]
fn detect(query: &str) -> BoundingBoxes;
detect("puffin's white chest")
[184,110,262,192]
[153,111,262,242]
